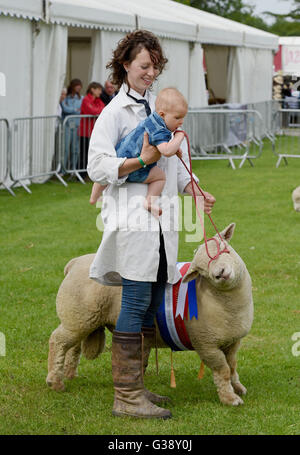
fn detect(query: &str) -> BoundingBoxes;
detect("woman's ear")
[123,62,129,73]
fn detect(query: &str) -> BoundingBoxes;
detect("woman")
[87,30,216,419]
[61,79,83,173]
[79,82,105,175]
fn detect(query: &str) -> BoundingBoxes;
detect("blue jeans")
[63,120,80,171]
[116,279,166,332]
[116,229,168,333]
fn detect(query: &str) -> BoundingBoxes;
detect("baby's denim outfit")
[116,111,172,183]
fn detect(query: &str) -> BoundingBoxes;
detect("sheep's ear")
[182,265,200,283]
[219,223,236,242]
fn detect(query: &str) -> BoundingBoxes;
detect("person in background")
[79,82,105,177]
[54,87,67,171]
[100,80,118,106]
[282,83,292,98]
[57,87,67,118]
[61,79,83,174]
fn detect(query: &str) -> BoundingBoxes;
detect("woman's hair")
[86,82,103,95]
[106,30,168,89]
[67,78,82,97]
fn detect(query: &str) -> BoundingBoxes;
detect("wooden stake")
[198,361,205,380]
[170,350,176,388]
[155,330,159,375]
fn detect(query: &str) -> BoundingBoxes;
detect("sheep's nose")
[215,266,231,280]
[215,268,225,280]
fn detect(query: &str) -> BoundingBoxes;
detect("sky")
[248,0,296,23]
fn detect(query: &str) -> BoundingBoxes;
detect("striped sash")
[156,262,198,352]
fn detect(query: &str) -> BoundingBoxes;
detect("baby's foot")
[90,195,102,206]
[144,199,162,218]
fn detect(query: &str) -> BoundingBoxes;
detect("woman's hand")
[118,133,161,178]
[140,133,161,165]
[202,191,216,215]
[184,182,216,215]
[176,149,183,159]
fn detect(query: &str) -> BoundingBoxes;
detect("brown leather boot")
[111,331,171,419]
[142,326,170,404]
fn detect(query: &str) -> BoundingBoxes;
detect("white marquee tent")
[0,0,279,122]
[277,37,300,77]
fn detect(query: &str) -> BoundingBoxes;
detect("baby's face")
[163,106,187,132]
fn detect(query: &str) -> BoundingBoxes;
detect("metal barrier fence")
[183,109,263,169]
[62,115,98,184]
[2,103,299,196]
[0,118,15,196]
[248,100,277,142]
[272,109,300,168]
[204,99,300,144]
[10,115,66,193]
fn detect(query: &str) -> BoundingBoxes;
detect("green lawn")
[0,141,300,435]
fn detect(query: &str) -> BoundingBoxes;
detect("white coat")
[87,83,198,286]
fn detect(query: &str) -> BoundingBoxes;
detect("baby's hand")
[176,149,183,159]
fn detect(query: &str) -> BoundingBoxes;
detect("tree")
[264,0,300,21]
[172,0,269,30]
[172,0,300,35]
[264,0,300,36]
[172,0,253,17]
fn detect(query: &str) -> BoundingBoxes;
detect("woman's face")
[124,48,159,96]
[73,84,82,94]
[91,87,102,98]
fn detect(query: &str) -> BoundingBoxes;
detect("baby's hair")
[155,87,188,113]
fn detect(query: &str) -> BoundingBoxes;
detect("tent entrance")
[66,28,92,93]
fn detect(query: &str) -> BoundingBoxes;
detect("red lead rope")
[174,130,229,266]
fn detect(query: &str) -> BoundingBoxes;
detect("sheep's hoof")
[220,393,244,406]
[231,395,244,406]
[232,382,247,396]
[63,368,78,380]
[46,375,65,392]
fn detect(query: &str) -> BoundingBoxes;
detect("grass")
[0,140,300,435]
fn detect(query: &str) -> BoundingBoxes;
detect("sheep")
[46,223,253,406]
[292,186,300,212]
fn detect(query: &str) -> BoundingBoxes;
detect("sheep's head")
[182,223,246,290]
[292,186,300,212]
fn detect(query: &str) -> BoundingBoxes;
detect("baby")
[89,87,188,217]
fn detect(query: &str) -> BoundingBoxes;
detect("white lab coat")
[87,83,197,286]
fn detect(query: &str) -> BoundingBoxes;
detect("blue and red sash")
[156,262,198,352]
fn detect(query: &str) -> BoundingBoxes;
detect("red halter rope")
[174,130,229,266]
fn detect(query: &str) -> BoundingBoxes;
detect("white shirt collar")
[128,87,150,103]
[123,83,150,102]
[118,83,155,110]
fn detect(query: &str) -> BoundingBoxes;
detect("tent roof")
[50,0,196,41]
[49,0,135,33]
[0,0,278,49]
[0,0,43,21]
[140,0,278,49]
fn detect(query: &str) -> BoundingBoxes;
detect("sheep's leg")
[196,346,244,406]
[224,341,247,397]
[63,343,82,380]
[46,324,82,391]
